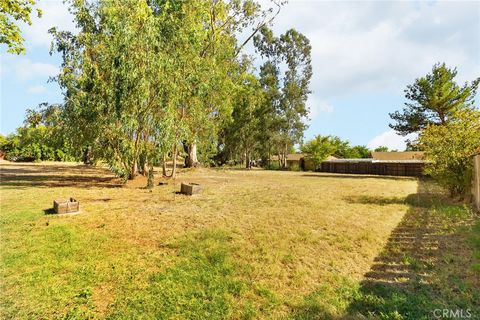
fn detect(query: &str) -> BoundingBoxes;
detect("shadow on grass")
[344,186,451,208]
[0,162,121,188]
[43,208,56,215]
[288,179,480,320]
[347,179,479,319]
[302,173,415,181]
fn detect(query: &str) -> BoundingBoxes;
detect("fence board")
[319,161,424,177]
[473,155,480,211]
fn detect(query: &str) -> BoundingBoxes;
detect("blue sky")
[1,0,479,150]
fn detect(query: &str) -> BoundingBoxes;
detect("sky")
[1,0,479,151]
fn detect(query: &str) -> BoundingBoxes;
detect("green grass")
[345,192,480,320]
[471,220,480,272]
[1,162,479,319]
[108,230,278,319]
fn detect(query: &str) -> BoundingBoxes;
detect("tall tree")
[256,61,281,164]
[165,0,283,168]
[51,0,283,180]
[254,27,312,168]
[390,63,480,136]
[51,0,172,179]
[0,0,42,54]
[225,66,264,168]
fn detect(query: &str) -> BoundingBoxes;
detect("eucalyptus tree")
[51,0,173,179]
[254,27,312,168]
[148,0,284,168]
[224,64,264,168]
[256,61,282,165]
[51,0,285,180]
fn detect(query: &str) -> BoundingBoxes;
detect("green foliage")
[301,135,371,170]
[420,108,480,197]
[223,64,265,168]
[374,146,389,152]
[1,104,75,162]
[0,0,42,54]
[471,220,480,272]
[253,27,313,168]
[337,144,370,159]
[3,127,73,162]
[390,63,480,136]
[301,135,340,170]
[51,0,178,178]
[50,0,278,178]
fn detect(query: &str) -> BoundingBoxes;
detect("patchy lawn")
[0,161,478,319]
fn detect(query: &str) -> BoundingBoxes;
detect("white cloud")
[367,129,417,151]
[27,85,48,94]
[308,97,334,120]
[21,0,76,49]
[317,101,334,114]
[13,58,58,81]
[270,1,480,99]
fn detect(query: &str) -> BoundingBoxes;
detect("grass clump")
[108,230,277,319]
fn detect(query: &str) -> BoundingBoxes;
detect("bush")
[266,161,280,170]
[288,163,301,171]
[420,109,480,198]
[0,126,76,162]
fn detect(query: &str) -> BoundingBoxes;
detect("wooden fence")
[320,161,424,177]
[473,155,480,211]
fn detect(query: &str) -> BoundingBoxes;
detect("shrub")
[420,109,480,198]
[266,161,280,170]
[288,162,301,171]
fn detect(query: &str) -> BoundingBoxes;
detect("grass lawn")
[0,161,479,319]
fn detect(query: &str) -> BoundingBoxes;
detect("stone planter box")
[54,198,79,214]
[180,183,202,195]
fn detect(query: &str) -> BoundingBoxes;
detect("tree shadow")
[344,195,407,206]
[288,179,479,319]
[0,162,122,188]
[302,173,416,181]
[347,179,479,319]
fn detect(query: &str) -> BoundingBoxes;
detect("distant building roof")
[371,151,425,161]
[270,154,340,161]
[286,153,305,161]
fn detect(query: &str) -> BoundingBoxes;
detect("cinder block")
[53,198,79,214]
[180,183,202,195]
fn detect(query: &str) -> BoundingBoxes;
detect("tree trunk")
[129,131,141,179]
[166,143,178,179]
[171,145,178,178]
[142,161,149,177]
[146,164,154,189]
[129,160,138,180]
[245,151,251,169]
[83,146,93,165]
[185,141,199,168]
[283,143,288,168]
[162,154,167,177]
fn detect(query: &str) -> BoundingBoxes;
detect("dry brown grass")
[2,161,477,319]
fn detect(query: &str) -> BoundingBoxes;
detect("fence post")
[473,155,480,211]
